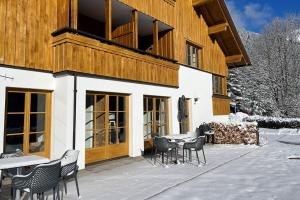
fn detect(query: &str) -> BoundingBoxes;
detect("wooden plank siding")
[52,33,179,87]
[0,0,57,70]
[112,22,133,48]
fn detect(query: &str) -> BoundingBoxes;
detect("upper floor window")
[212,75,226,95]
[186,42,201,68]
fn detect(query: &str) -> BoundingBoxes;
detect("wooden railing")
[52,29,179,87]
[212,95,231,115]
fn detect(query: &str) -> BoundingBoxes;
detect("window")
[4,90,51,156]
[143,96,168,139]
[212,75,226,95]
[186,43,201,68]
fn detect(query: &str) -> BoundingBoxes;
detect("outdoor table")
[163,134,196,164]
[204,131,215,144]
[0,155,49,197]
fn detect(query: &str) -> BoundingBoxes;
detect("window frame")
[186,41,202,68]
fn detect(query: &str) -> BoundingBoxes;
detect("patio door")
[85,93,129,164]
[4,89,51,157]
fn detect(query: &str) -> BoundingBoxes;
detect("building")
[0,0,250,168]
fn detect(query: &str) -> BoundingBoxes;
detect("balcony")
[53,0,178,87]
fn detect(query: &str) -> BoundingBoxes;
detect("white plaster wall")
[178,66,214,132]
[51,75,75,161]
[75,65,214,168]
[0,66,54,155]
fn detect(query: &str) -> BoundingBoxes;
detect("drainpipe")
[73,74,77,150]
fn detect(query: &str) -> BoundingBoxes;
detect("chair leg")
[75,175,80,197]
[57,184,61,200]
[195,150,200,165]
[182,148,185,163]
[30,192,34,200]
[202,148,207,164]
[53,188,56,200]
[166,152,169,165]
[12,188,16,200]
[162,152,164,164]
[154,149,157,165]
[64,180,67,194]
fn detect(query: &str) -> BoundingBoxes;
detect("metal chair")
[60,150,80,198]
[0,150,24,191]
[183,136,206,165]
[11,160,61,200]
[154,137,178,166]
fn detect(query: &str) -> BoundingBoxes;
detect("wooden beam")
[105,0,112,40]
[153,20,159,55]
[226,55,243,64]
[132,10,138,49]
[70,0,78,29]
[208,23,229,35]
[193,0,214,7]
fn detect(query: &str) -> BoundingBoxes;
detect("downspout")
[73,74,77,150]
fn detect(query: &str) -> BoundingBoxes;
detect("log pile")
[208,122,259,145]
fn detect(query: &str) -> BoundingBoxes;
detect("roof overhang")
[193,0,251,67]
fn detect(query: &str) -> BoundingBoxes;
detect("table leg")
[15,168,22,199]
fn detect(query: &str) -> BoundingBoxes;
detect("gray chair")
[154,137,178,166]
[12,160,61,200]
[0,150,24,191]
[60,150,80,198]
[183,136,206,165]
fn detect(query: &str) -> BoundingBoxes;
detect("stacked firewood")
[208,122,259,145]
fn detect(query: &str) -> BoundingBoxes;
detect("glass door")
[85,93,129,164]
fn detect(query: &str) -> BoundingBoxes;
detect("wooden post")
[105,0,112,40]
[71,0,78,29]
[153,20,159,55]
[132,10,138,48]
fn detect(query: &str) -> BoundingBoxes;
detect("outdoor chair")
[60,150,80,198]
[154,137,178,166]
[199,124,214,144]
[0,149,24,191]
[11,160,61,200]
[183,136,206,165]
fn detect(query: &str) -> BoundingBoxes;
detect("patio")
[1,130,299,200]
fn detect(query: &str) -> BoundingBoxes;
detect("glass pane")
[86,95,94,112]
[147,112,153,123]
[95,95,105,111]
[109,112,117,129]
[144,125,148,138]
[29,133,45,153]
[85,130,93,149]
[85,112,94,130]
[159,125,167,137]
[95,112,106,130]
[30,114,45,132]
[5,135,24,153]
[109,96,117,111]
[143,98,147,111]
[6,114,24,134]
[161,99,166,112]
[118,96,125,111]
[156,99,161,111]
[109,129,117,144]
[143,112,147,126]
[161,112,166,124]
[118,112,126,127]
[31,94,46,112]
[95,129,106,147]
[148,98,153,111]
[7,92,25,113]
[118,128,126,143]
[156,112,161,125]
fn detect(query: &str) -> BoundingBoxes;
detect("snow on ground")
[1,129,299,200]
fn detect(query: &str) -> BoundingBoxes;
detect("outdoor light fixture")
[194,97,199,103]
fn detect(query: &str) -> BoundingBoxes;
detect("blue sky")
[226,0,300,33]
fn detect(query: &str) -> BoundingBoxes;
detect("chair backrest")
[155,137,170,152]
[194,136,206,151]
[60,150,79,177]
[198,125,205,136]
[30,160,61,194]
[60,150,79,167]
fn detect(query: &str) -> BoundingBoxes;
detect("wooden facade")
[0,0,250,114]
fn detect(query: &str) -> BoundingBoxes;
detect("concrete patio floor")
[1,129,300,200]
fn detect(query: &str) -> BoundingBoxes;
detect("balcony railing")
[52,28,179,87]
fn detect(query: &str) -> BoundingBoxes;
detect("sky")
[226,0,300,33]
